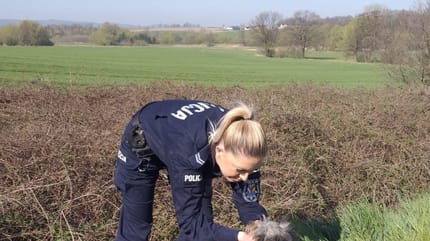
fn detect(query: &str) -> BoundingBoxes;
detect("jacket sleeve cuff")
[215,227,239,241]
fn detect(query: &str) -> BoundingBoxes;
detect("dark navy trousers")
[114,152,216,241]
[114,149,165,241]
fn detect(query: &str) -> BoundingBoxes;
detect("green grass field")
[294,193,430,241]
[0,46,396,88]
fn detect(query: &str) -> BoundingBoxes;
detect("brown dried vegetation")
[1,82,429,240]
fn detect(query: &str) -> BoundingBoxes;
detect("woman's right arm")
[168,167,240,241]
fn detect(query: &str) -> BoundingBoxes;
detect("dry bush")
[0,82,429,240]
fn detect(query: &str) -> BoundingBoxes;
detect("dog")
[245,218,300,241]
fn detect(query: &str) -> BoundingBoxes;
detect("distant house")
[278,24,288,29]
[223,26,241,31]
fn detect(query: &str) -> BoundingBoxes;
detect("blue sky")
[2,0,417,27]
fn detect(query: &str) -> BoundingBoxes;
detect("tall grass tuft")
[339,193,430,241]
[385,193,430,241]
[339,201,386,241]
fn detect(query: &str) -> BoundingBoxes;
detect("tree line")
[250,2,430,85]
[0,20,53,46]
[1,1,429,85]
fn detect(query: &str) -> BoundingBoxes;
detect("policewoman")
[114,99,268,241]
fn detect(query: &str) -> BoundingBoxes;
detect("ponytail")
[210,103,267,159]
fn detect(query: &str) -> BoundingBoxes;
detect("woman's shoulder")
[142,99,226,120]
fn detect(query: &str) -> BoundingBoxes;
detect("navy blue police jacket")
[133,99,267,241]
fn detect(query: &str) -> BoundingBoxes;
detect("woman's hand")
[237,231,256,241]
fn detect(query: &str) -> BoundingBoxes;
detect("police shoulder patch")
[182,170,203,187]
[242,179,260,202]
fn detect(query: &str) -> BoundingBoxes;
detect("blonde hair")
[210,103,267,160]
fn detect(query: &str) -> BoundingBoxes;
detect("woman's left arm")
[230,170,268,224]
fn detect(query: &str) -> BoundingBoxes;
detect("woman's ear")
[215,144,224,154]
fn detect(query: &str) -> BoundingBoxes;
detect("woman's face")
[215,144,262,182]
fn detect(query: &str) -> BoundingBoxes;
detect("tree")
[206,32,216,47]
[132,32,156,45]
[378,10,410,64]
[288,10,321,58]
[376,1,430,86]
[15,20,54,46]
[344,5,389,62]
[325,24,346,51]
[0,25,19,45]
[392,0,430,85]
[414,0,430,85]
[89,22,128,45]
[250,11,283,57]
[35,27,54,46]
[19,20,38,45]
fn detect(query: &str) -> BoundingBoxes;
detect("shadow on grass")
[291,218,341,241]
[304,57,338,60]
